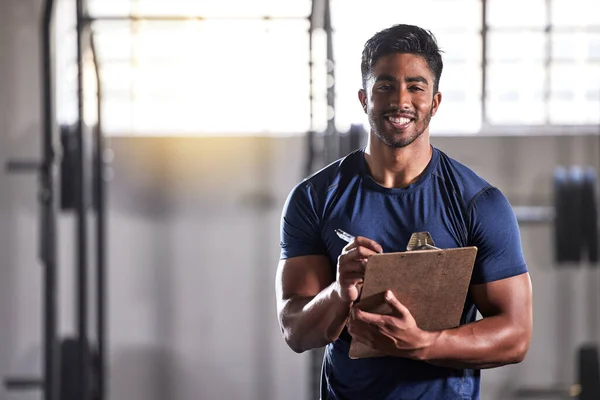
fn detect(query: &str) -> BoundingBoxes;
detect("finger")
[339,272,364,286]
[341,245,379,261]
[338,254,368,273]
[351,307,383,326]
[337,258,366,275]
[356,281,364,292]
[384,290,409,316]
[341,238,359,253]
[347,313,371,335]
[354,236,384,254]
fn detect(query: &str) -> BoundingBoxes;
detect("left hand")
[347,290,439,360]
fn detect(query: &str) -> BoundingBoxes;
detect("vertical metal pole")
[481,0,488,125]
[544,0,552,124]
[309,5,334,398]
[90,32,107,400]
[41,1,59,400]
[324,0,337,162]
[76,0,90,399]
[306,20,315,177]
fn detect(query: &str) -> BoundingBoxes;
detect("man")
[275,24,532,400]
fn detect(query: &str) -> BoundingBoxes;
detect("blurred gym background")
[0,0,599,399]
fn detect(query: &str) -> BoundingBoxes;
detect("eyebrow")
[406,76,429,85]
[375,75,429,85]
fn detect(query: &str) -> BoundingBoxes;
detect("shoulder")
[432,147,496,211]
[305,148,364,190]
[284,149,364,210]
[279,150,364,259]
[432,151,528,282]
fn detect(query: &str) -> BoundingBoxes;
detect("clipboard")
[348,232,478,359]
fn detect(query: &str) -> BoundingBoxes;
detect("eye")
[409,86,425,92]
[377,84,393,91]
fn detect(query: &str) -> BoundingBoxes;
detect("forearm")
[280,283,352,353]
[423,315,530,369]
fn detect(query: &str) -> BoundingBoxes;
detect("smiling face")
[359,53,442,149]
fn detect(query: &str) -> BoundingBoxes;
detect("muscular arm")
[423,272,533,369]
[423,187,533,369]
[275,255,351,353]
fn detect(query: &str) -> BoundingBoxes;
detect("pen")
[335,229,384,254]
[335,229,355,243]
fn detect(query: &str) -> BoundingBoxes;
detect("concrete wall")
[1,0,599,399]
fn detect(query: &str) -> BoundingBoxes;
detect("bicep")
[469,187,528,284]
[275,255,333,311]
[470,273,533,324]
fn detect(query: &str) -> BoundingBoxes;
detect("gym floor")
[0,1,599,400]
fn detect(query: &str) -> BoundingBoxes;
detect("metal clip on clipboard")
[406,232,440,251]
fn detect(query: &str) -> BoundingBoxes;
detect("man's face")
[359,53,442,149]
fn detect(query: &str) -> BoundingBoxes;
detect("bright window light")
[89,0,311,19]
[331,0,483,134]
[55,0,600,136]
[94,19,311,135]
[552,0,599,28]
[487,0,547,28]
[58,0,312,136]
[486,0,600,126]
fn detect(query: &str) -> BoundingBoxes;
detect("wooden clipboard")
[348,235,478,359]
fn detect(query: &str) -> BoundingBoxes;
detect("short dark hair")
[361,24,443,93]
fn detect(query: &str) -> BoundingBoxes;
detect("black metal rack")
[3,0,61,398]
[3,0,107,399]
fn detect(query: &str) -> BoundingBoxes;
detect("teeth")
[389,117,411,125]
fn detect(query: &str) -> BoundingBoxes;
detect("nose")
[391,86,411,110]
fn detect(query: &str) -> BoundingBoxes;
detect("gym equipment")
[553,166,599,266]
[6,338,100,400]
[582,169,599,263]
[3,1,107,400]
[578,345,600,400]
[4,1,60,399]
[511,166,600,399]
[59,337,100,400]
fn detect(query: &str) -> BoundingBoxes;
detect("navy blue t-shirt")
[279,146,528,400]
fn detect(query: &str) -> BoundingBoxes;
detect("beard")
[368,103,434,149]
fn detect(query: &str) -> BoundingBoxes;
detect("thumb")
[384,290,408,316]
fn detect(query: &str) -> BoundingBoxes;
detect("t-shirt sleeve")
[279,181,327,259]
[468,186,529,284]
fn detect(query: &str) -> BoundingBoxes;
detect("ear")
[430,91,442,117]
[358,89,368,114]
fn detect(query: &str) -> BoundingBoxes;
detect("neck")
[364,132,432,189]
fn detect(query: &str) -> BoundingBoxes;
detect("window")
[56,0,599,136]
[549,0,600,125]
[57,0,312,135]
[332,0,600,135]
[94,18,311,135]
[330,0,483,134]
[486,0,600,127]
[486,0,547,125]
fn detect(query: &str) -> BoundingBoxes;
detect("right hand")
[335,236,383,303]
